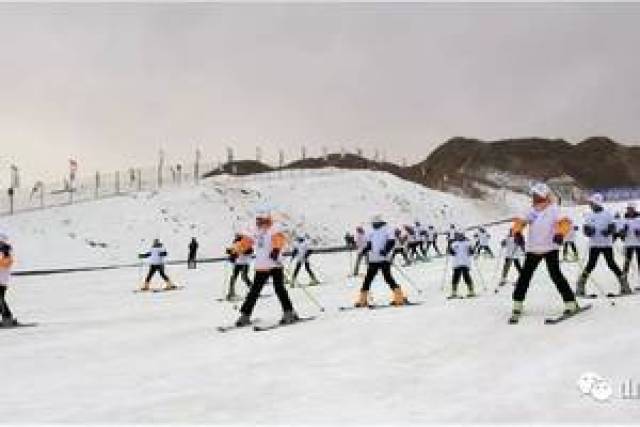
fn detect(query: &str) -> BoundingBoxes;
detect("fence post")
[40,183,45,209]
[95,172,100,199]
[7,187,14,215]
[137,169,142,191]
[115,171,120,194]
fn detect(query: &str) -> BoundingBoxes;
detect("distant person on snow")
[510,183,579,319]
[344,232,356,250]
[475,228,494,258]
[139,239,177,291]
[424,225,442,256]
[614,212,626,242]
[231,211,300,327]
[352,226,368,276]
[391,227,411,266]
[621,202,640,284]
[225,233,253,301]
[290,234,320,287]
[498,229,524,287]
[414,221,427,257]
[354,215,409,308]
[562,225,579,261]
[0,232,17,326]
[187,237,199,269]
[576,193,631,296]
[445,224,458,252]
[448,231,475,298]
[404,224,422,261]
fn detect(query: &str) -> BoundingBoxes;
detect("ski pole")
[472,257,487,292]
[391,263,424,295]
[298,282,326,312]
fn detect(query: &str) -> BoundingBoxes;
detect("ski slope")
[1,169,517,270]
[1,168,639,423]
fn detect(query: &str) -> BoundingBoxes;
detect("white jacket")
[0,251,11,286]
[426,229,437,242]
[584,210,615,248]
[502,236,523,260]
[450,240,473,268]
[367,225,395,263]
[145,246,167,266]
[624,217,640,248]
[519,204,562,254]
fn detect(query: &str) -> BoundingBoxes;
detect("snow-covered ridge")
[1,168,524,270]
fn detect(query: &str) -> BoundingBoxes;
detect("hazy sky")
[1,2,640,184]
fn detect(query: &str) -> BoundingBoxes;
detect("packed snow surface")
[1,169,639,423]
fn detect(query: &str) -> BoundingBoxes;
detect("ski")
[216,319,261,333]
[368,301,424,309]
[0,321,38,329]
[252,316,316,332]
[133,285,184,294]
[338,305,376,311]
[544,303,593,325]
[508,314,521,324]
[577,294,598,299]
[605,292,636,298]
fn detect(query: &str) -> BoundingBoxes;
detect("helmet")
[530,182,551,199]
[371,214,385,224]
[588,193,604,206]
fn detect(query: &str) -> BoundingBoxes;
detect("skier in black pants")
[225,233,253,300]
[621,202,640,284]
[391,227,411,266]
[562,226,579,261]
[576,193,631,296]
[233,211,299,326]
[424,226,442,256]
[0,233,17,326]
[290,235,320,287]
[139,239,176,291]
[510,183,579,319]
[188,237,199,269]
[354,215,408,307]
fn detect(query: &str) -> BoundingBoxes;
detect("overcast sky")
[1,2,639,184]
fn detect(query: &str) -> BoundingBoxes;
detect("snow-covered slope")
[1,168,518,270]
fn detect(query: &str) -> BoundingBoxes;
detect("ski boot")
[309,277,320,286]
[235,314,251,327]
[390,287,408,306]
[140,283,150,292]
[498,278,507,287]
[575,273,588,297]
[466,282,475,298]
[164,281,178,291]
[2,317,17,327]
[354,290,370,308]
[619,274,633,295]
[225,292,238,302]
[509,301,524,323]
[563,300,580,316]
[280,310,300,325]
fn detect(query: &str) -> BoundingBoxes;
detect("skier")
[621,202,640,283]
[614,212,626,242]
[476,228,494,258]
[576,193,631,296]
[404,224,422,261]
[510,183,579,320]
[352,226,368,276]
[354,215,408,307]
[225,233,253,301]
[232,211,300,326]
[498,229,523,287]
[187,237,199,269]
[139,239,177,291]
[391,227,411,266]
[445,224,458,252]
[448,231,475,298]
[562,225,579,261]
[424,225,442,256]
[414,221,427,257]
[0,232,17,326]
[344,231,356,249]
[290,234,320,287]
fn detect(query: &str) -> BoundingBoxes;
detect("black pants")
[624,247,640,275]
[425,241,442,256]
[354,251,367,275]
[452,267,473,293]
[145,265,170,283]
[361,262,399,291]
[502,258,522,280]
[513,250,576,303]
[240,268,293,316]
[408,242,422,259]
[292,259,318,282]
[0,285,13,321]
[229,264,252,293]
[582,247,622,277]
[391,248,410,265]
[562,242,578,259]
[187,253,197,269]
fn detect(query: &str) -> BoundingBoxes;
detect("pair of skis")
[338,301,424,311]
[508,303,593,325]
[216,316,316,333]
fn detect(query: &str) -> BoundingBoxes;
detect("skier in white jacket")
[139,239,177,291]
[0,232,17,326]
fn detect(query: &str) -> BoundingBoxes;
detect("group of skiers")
[3,180,639,329]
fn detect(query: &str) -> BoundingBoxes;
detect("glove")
[514,232,525,247]
[552,234,563,245]
[243,247,254,256]
[379,249,389,257]
[0,243,11,257]
[225,248,233,255]
[583,225,595,237]
[270,248,280,261]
